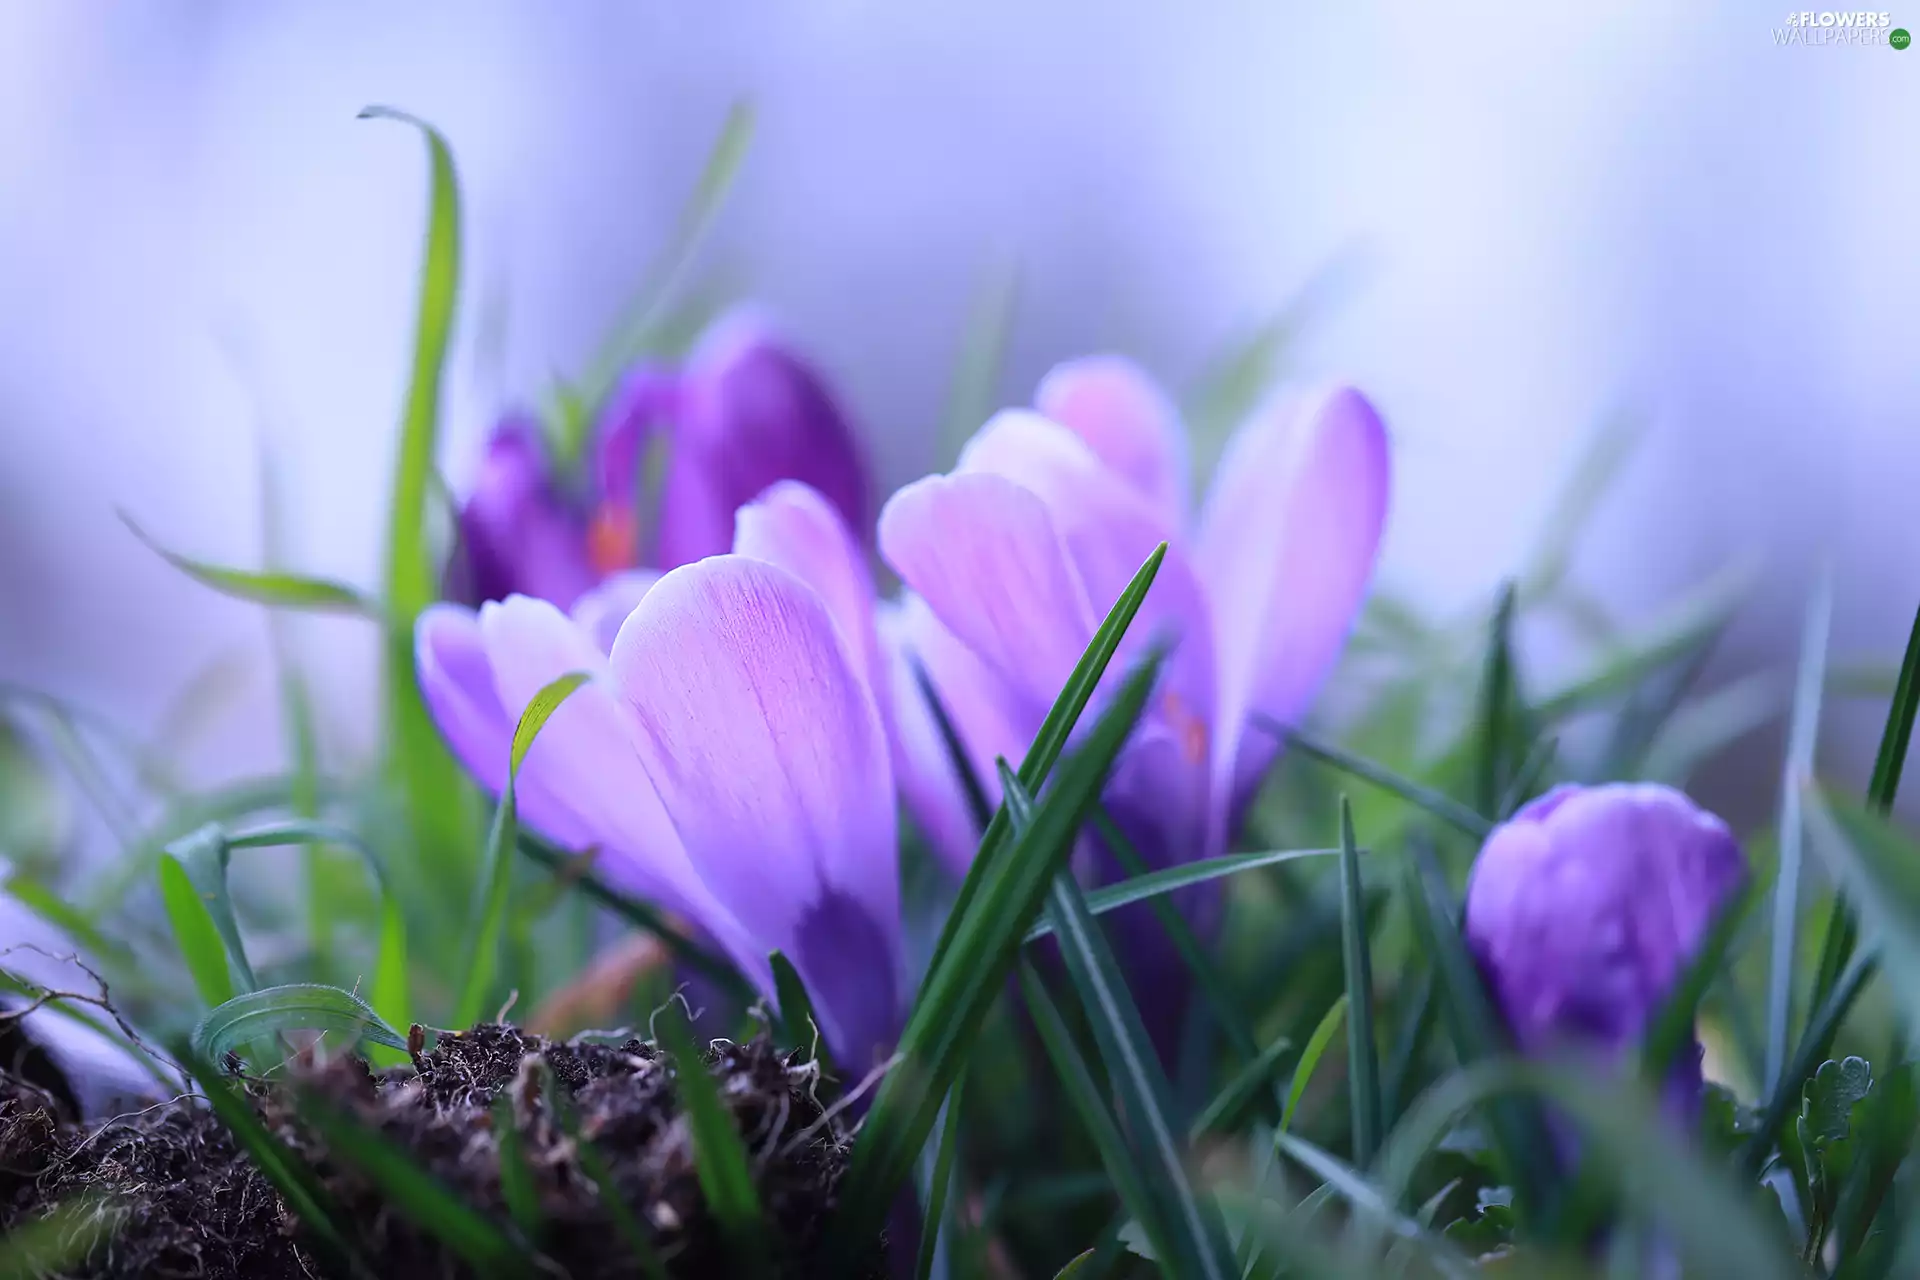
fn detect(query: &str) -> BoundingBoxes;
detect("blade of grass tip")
[359,105,478,906]
[1338,799,1381,1169]
[937,256,1020,464]
[193,982,408,1064]
[1474,583,1521,819]
[654,1002,768,1276]
[297,1092,538,1274]
[577,99,756,427]
[1261,719,1492,840]
[517,832,754,1003]
[1764,576,1831,1097]
[913,1075,966,1280]
[769,949,835,1078]
[922,543,1166,982]
[119,512,380,616]
[176,1047,367,1277]
[1019,958,1167,1266]
[491,1094,543,1243]
[1190,1033,1296,1140]
[454,671,588,1029]
[158,847,239,1009]
[829,642,1168,1263]
[1021,844,1344,945]
[1002,765,1237,1280]
[1049,1249,1099,1280]
[1283,996,1348,1135]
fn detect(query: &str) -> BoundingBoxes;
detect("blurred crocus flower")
[447,310,870,608]
[877,359,1388,1045]
[1464,783,1749,1132]
[879,357,1390,879]
[415,482,900,1069]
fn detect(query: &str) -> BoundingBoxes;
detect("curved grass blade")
[360,104,477,902]
[1763,578,1830,1097]
[913,1075,967,1280]
[193,983,408,1063]
[1337,799,1380,1168]
[1021,844,1342,943]
[1191,1033,1295,1139]
[297,1093,536,1275]
[121,513,379,617]
[454,671,588,1028]
[1269,1130,1475,1278]
[1283,996,1348,1134]
[177,1047,366,1276]
[655,1004,767,1276]
[769,949,833,1078]
[157,852,236,1008]
[1050,1249,1099,1280]
[1264,721,1491,840]
[829,636,1168,1263]
[1002,766,1235,1280]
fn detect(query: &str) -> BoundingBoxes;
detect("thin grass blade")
[1266,722,1491,839]
[913,1075,967,1280]
[1337,798,1381,1168]
[654,1003,767,1275]
[122,513,379,616]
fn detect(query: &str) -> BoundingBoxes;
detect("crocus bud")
[1464,783,1748,1128]
[449,419,597,610]
[625,311,871,572]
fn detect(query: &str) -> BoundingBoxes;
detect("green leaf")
[1764,578,1831,1096]
[1001,765,1235,1280]
[361,104,478,911]
[769,950,834,1080]
[176,1048,366,1276]
[1270,723,1492,839]
[1049,1249,1099,1280]
[0,1194,119,1279]
[454,671,589,1029]
[121,512,380,616]
[297,1093,537,1274]
[1021,844,1341,944]
[1867,602,1920,811]
[1804,1055,1872,1148]
[158,847,238,1008]
[913,1075,966,1280]
[654,1004,767,1275]
[1018,964,1160,1251]
[1337,798,1381,1169]
[1282,996,1347,1134]
[192,983,408,1063]
[828,594,1168,1262]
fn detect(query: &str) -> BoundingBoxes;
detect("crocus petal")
[877,593,1031,876]
[414,604,591,852]
[879,470,1099,715]
[610,555,900,1062]
[1034,355,1189,530]
[570,569,663,655]
[653,311,871,571]
[1196,386,1390,810]
[734,480,881,698]
[450,419,598,609]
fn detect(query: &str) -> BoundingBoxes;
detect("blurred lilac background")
[1,0,1915,830]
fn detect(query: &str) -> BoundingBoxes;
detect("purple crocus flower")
[448,310,871,608]
[1464,783,1749,1135]
[876,357,1389,1045]
[598,310,873,573]
[415,485,901,1070]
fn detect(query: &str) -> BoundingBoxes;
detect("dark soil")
[0,1023,881,1279]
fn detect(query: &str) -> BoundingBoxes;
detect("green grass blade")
[1267,723,1492,839]
[0,1194,119,1279]
[297,1093,537,1275]
[1190,1032,1294,1139]
[913,1075,967,1280]
[1268,1131,1473,1278]
[922,543,1166,980]
[1049,1249,1098,1280]
[1867,602,1920,811]
[1021,843,1340,941]
[454,672,588,1028]
[158,846,238,1008]
[1002,766,1236,1280]
[654,1004,767,1275]
[829,641,1168,1261]
[491,1095,543,1242]
[192,983,408,1064]
[1764,578,1830,1096]
[121,513,379,616]
[1337,799,1381,1169]
[1474,583,1522,817]
[1019,963,1165,1264]
[177,1049,366,1276]
[769,949,834,1077]
[1282,996,1347,1134]
[938,257,1019,463]
[360,104,478,907]
[555,1097,669,1280]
